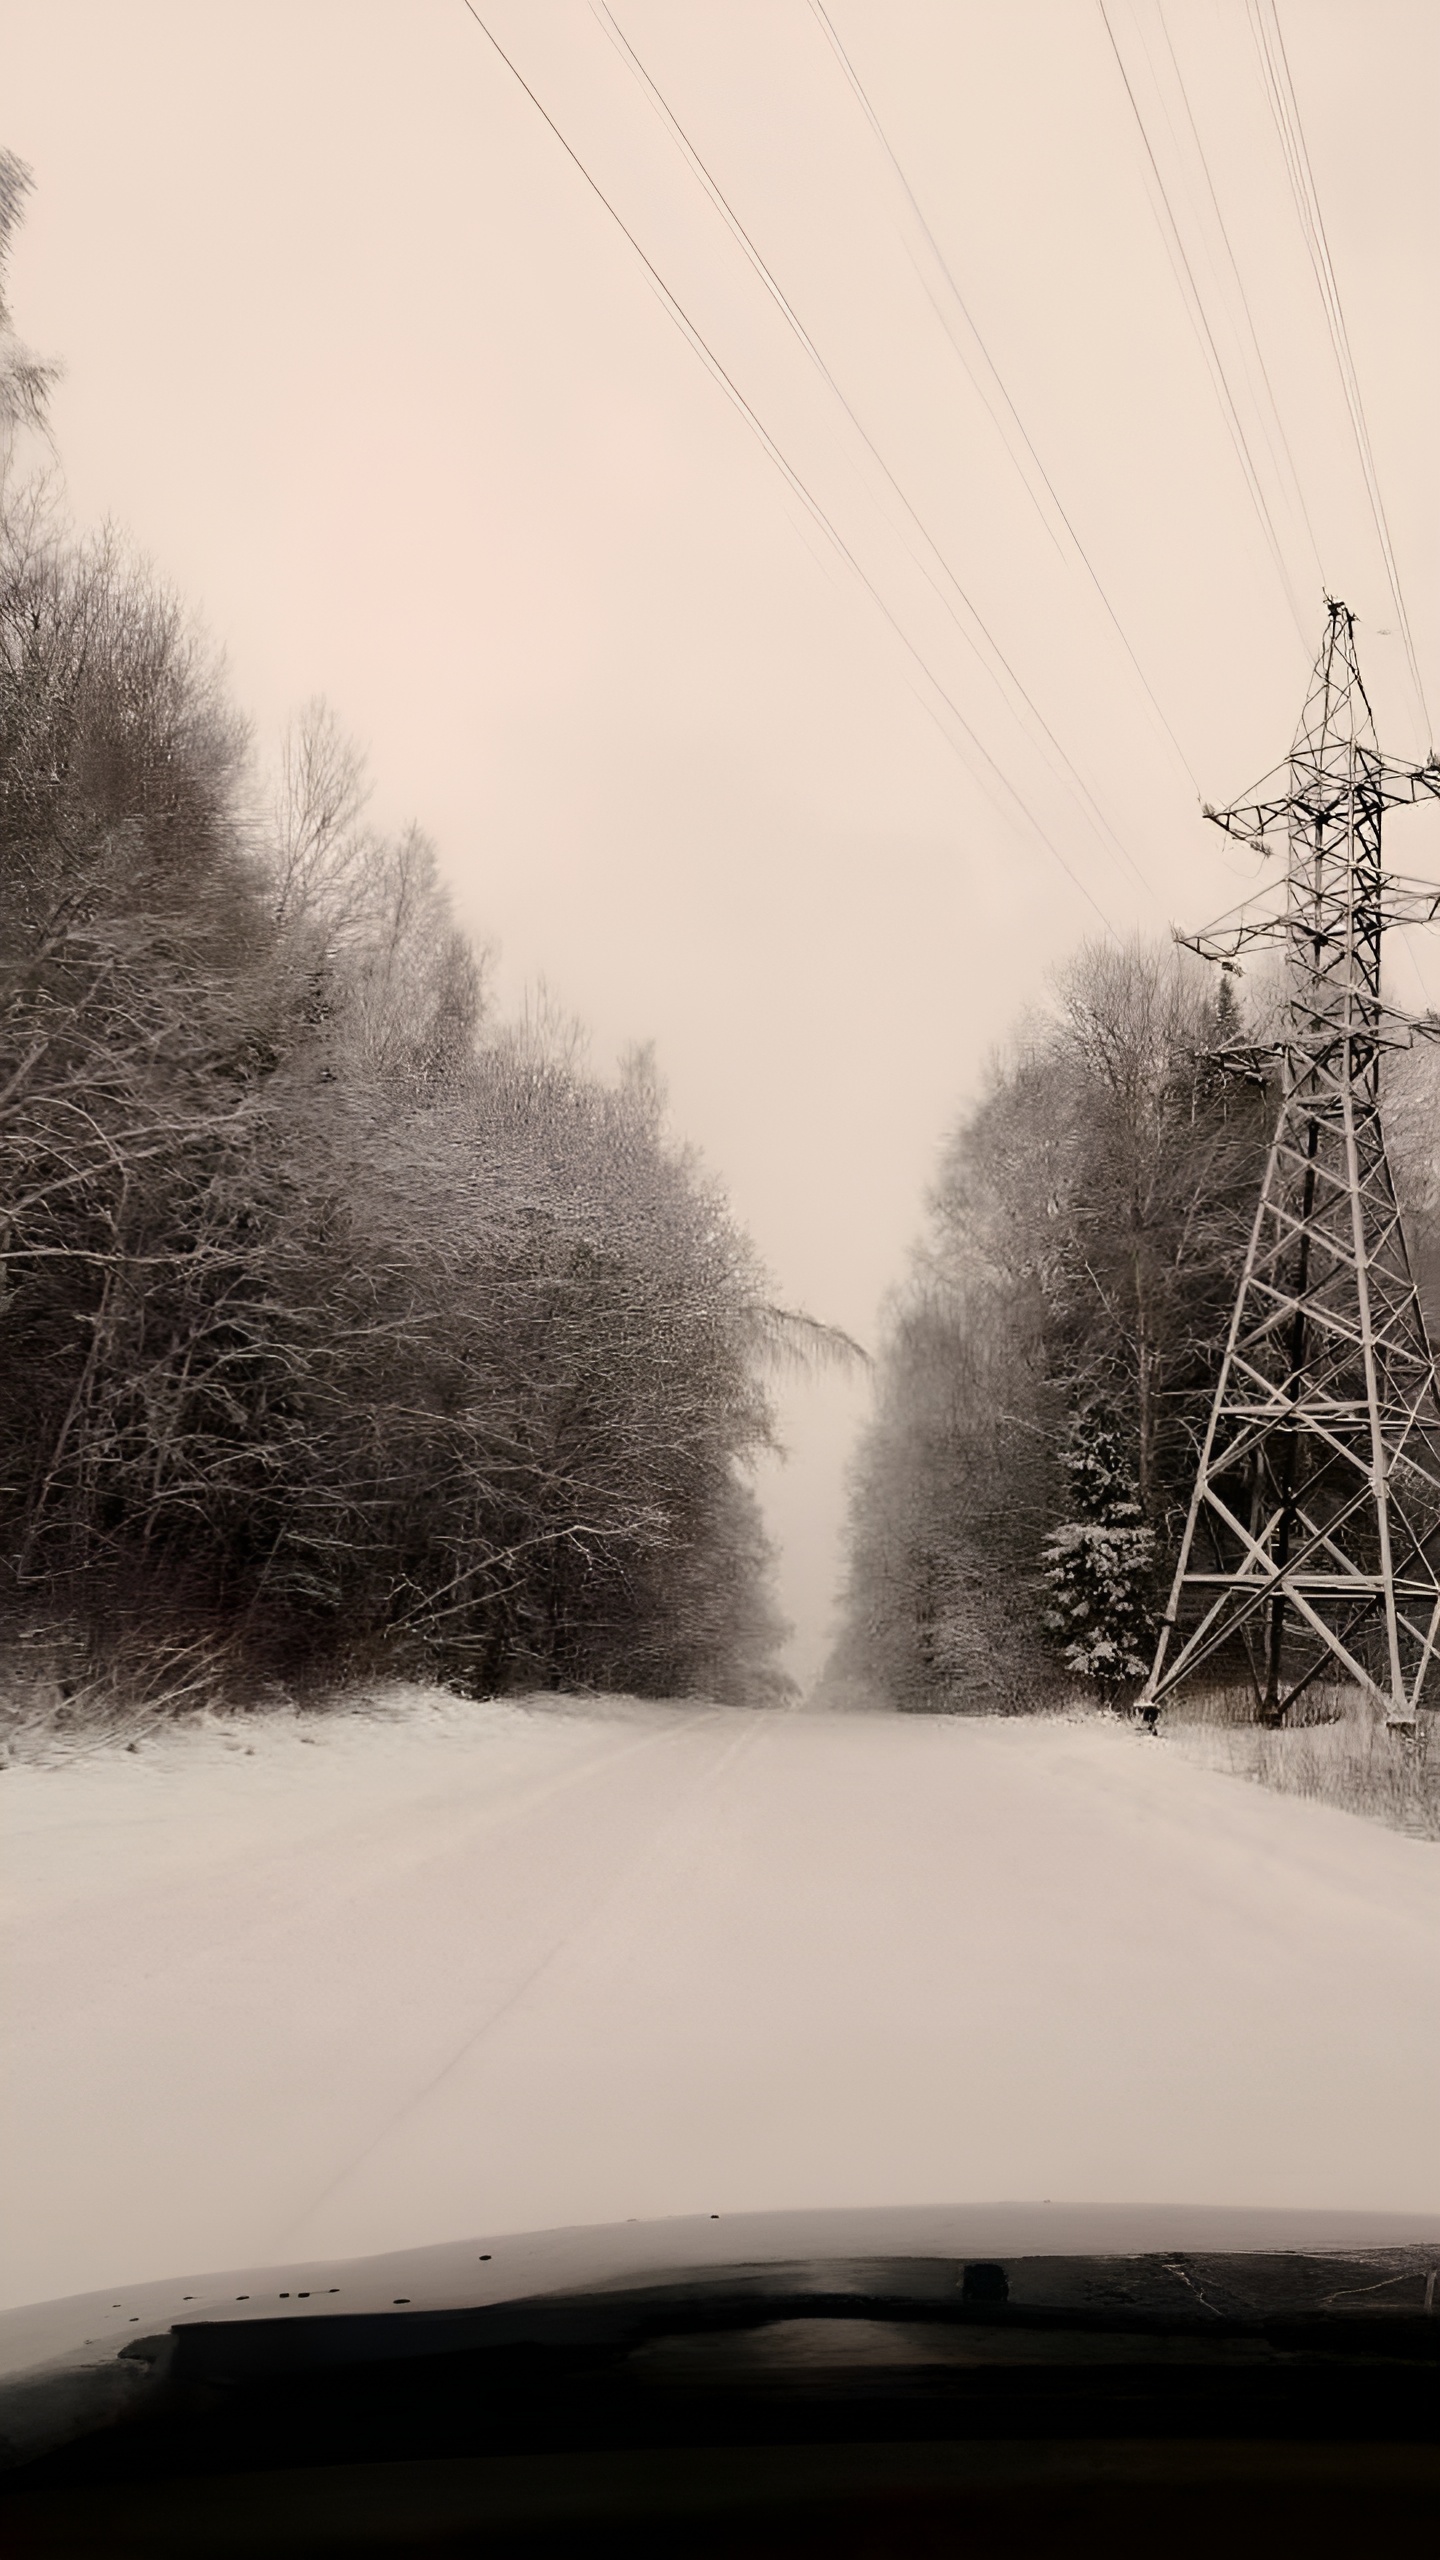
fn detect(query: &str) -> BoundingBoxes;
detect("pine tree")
[1042,1408,1155,1700]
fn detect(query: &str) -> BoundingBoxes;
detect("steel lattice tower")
[1144,603,1440,1729]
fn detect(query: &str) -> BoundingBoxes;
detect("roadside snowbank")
[1160,1686,1440,1838]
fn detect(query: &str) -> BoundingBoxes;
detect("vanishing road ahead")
[5,1695,1440,2310]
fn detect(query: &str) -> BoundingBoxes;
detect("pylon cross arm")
[1376,758,1440,809]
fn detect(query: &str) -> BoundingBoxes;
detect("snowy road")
[4,1693,1440,2312]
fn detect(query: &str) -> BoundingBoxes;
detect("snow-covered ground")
[3,1691,1439,2314]
[1159,1687,1440,1837]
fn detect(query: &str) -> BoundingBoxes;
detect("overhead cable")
[593,0,1156,905]
[1152,0,1326,598]
[808,0,1201,796]
[1247,0,1432,748]
[456,0,1118,934]
[1097,0,1312,650]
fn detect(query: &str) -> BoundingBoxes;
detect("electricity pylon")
[1144,602,1440,1729]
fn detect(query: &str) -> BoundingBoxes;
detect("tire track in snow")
[2,1704,750,2305]
[5,1703,723,2030]
[279,1710,771,2248]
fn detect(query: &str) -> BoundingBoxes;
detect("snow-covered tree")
[837,940,1273,1710]
[0,154,58,463]
[1042,1408,1155,1700]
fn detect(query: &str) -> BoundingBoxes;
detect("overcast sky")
[6,0,1437,1679]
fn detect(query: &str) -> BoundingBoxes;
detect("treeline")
[0,170,801,1711]
[837,939,1440,1712]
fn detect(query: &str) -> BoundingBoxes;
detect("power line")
[1097,0,1311,650]
[808,0,1201,796]
[1151,0,1327,597]
[593,0,1156,905]
[455,0,1119,934]
[1247,0,1432,749]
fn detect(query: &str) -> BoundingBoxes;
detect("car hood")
[5,2199,1440,2475]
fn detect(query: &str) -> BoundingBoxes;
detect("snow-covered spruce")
[1042,1409,1155,1698]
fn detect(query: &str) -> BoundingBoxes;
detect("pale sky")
[5,0,1437,1679]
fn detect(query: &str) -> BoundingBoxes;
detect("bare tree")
[269,697,374,936]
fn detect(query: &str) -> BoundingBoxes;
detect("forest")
[836,939,1440,1714]
[8,139,1435,1740]
[0,157,808,1721]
